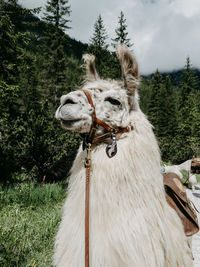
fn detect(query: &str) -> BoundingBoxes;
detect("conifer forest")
[0,0,200,185]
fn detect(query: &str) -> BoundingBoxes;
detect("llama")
[54,46,192,266]
[163,159,198,191]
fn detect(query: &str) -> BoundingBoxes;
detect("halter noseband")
[82,89,130,158]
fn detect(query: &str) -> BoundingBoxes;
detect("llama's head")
[55,46,140,133]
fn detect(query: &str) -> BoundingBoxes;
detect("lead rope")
[84,143,91,267]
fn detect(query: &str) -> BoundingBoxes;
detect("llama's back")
[178,159,192,172]
[164,165,183,179]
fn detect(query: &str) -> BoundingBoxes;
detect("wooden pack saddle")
[164,172,199,236]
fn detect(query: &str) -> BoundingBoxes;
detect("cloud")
[19,0,200,74]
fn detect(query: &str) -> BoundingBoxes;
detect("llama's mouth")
[61,118,82,127]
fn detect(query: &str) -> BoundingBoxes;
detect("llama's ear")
[116,45,139,94]
[82,54,99,82]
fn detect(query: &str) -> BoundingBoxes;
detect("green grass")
[1,170,199,267]
[0,182,66,267]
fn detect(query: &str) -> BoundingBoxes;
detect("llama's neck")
[69,111,163,205]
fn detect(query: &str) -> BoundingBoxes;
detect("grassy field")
[1,172,199,267]
[0,182,66,267]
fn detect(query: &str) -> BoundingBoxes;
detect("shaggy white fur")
[53,46,192,266]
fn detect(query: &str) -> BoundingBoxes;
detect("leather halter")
[82,89,131,267]
[82,89,129,147]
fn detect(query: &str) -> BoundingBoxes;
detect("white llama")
[163,159,198,191]
[54,46,192,266]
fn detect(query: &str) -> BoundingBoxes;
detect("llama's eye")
[105,97,121,106]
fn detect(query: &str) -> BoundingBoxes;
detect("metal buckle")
[84,143,91,168]
[106,129,117,158]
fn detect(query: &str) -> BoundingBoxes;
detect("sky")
[19,0,200,74]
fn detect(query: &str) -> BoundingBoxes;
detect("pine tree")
[43,0,71,31]
[179,57,199,132]
[175,58,200,161]
[42,0,71,102]
[0,81,22,181]
[42,28,67,102]
[147,70,164,136]
[87,15,114,78]
[189,90,200,156]
[180,57,198,108]
[139,77,152,114]
[147,72,178,161]
[164,75,178,137]
[156,75,179,161]
[112,11,133,48]
[90,15,108,50]
[0,15,19,84]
